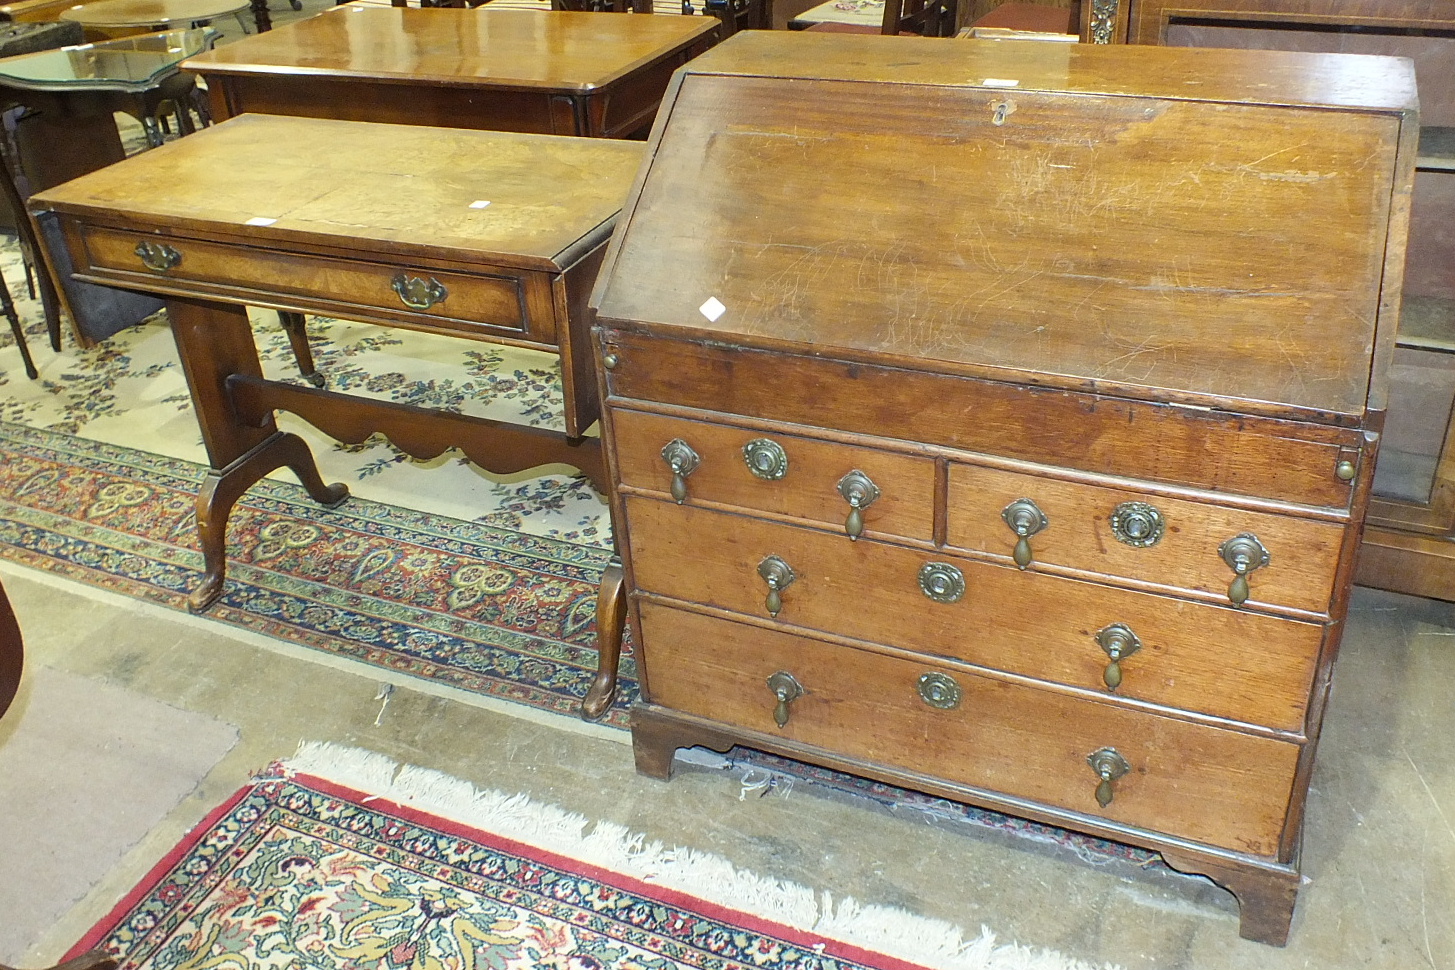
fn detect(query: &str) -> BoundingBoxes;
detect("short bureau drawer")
[945,463,1348,615]
[77,226,545,342]
[638,602,1300,858]
[612,408,935,542]
[625,496,1322,731]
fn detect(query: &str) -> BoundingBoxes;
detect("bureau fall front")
[589,32,1418,944]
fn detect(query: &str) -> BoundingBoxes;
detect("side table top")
[182,5,720,92]
[30,113,646,270]
[60,0,247,27]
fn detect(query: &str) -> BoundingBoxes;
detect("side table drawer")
[625,497,1322,731]
[76,225,544,341]
[945,462,1348,615]
[612,408,935,543]
[639,602,1300,858]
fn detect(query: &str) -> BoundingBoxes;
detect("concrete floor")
[2,557,1452,970]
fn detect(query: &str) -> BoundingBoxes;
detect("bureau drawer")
[77,226,545,342]
[638,602,1300,857]
[611,409,935,543]
[945,463,1347,615]
[625,496,1322,731]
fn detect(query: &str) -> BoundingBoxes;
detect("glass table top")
[0,27,216,92]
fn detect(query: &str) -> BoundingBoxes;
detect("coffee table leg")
[581,559,626,720]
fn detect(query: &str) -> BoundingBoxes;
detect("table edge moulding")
[587,31,1417,945]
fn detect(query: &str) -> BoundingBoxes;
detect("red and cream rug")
[68,744,1115,970]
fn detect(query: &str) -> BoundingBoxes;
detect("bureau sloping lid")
[593,33,1418,421]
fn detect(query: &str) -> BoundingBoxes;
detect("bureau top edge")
[677,31,1420,114]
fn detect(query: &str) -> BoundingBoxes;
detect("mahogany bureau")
[589,33,1418,944]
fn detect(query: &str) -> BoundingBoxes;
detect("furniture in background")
[1074,0,1455,600]
[791,0,959,33]
[590,30,1414,944]
[0,27,216,355]
[59,0,252,37]
[30,114,642,714]
[183,6,720,138]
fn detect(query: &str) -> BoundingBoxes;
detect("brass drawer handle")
[1095,623,1141,691]
[1110,501,1163,547]
[767,670,804,727]
[836,469,880,541]
[917,671,961,709]
[391,272,448,310]
[660,438,700,504]
[1219,532,1270,607]
[1001,498,1047,569]
[1087,747,1130,808]
[134,240,181,272]
[743,438,788,480]
[918,561,965,604]
[757,555,796,618]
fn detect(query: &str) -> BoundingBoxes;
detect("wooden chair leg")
[0,265,37,379]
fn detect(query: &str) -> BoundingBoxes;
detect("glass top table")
[0,27,216,93]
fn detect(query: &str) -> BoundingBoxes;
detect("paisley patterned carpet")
[67,746,1102,970]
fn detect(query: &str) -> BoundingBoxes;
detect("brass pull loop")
[391,272,448,310]
[134,240,181,272]
[743,438,788,480]
[836,469,880,541]
[1219,533,1270,607]
[918,562,965,604]
[767,670,804,727]
[660,438,700,504]
[1110,501,1164,548]
[1087,747,1130,808]
[917,671,962,709]
[757,555,796,617]
[1001,498,1048,569]
[1095,623,1142,691]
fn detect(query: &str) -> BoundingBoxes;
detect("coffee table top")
[30,112,647,271]
[60,0,247,28]
[0,27,215,92]
[183,6,720,93]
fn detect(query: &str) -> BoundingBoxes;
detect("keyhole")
[992,101,1011,125]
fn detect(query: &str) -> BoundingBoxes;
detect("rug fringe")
[282,741,1120,970]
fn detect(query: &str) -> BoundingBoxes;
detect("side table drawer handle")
[392,272,448,310]
[134,241,181,272]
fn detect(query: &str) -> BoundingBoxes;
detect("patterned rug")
[66,744,1112,970]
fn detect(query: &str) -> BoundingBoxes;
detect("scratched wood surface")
[30,114,645,269]
[594,32,1416,421]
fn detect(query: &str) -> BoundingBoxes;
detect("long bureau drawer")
[76,225,545,342]
[625,496,1322,732]
[638,601,1301,858]
[946,462,1347,614]
[611,408,936,543]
